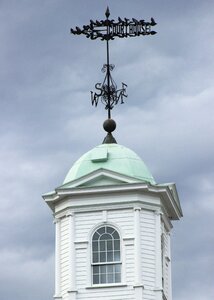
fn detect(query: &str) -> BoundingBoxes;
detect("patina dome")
[63,143,155,184]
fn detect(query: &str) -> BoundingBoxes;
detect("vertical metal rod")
[106,17,111,119]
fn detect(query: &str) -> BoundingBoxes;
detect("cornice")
[43,180,182,221]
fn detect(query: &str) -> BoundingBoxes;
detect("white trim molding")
[53,218,62,299]
[66,211,77,296]
[167,232,172,300]
[154,211,163,300]
[134,207,141,286]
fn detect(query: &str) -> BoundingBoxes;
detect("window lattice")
[92,226,121,284]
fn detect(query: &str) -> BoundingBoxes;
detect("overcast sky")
[0,1,213,299]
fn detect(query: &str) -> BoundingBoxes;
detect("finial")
[105,7,110,18]
[102,119,117,144]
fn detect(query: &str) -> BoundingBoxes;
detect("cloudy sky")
[0,0,213,299]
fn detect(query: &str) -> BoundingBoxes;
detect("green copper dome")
[63,143,155,184]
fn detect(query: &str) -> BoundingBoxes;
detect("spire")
[70,8,157,142]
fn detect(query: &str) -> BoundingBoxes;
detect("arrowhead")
[105,6,110,18]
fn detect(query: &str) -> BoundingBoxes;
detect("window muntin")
[92,226,121,284]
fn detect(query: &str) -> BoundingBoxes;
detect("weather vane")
[70,7,157,120]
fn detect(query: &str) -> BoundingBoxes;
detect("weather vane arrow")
[70,7,157,121]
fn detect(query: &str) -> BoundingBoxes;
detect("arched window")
[92,225,121,284]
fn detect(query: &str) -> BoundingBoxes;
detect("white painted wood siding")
[75,211,103,242]
[124,243,135,284]
[162,224,171,299]
[140,210,156,300]
[74,209,135,300]
[60,217,69,298]
[75,247,88,289]
[107,209,134,236]
[77,286,135,300]
[58,206,170,300]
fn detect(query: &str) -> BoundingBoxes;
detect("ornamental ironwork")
[70,7,157,119]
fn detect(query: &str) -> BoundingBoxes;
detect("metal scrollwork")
[91,64,127,111]
[70,7,156,119]
[71,8,157,41]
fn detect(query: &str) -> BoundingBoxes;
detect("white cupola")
[43,142,182,300]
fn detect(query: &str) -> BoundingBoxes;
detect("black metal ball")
[103,119,116,133]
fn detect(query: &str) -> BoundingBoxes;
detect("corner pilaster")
[134,207,144,299]
[53,218,62,300]
[167,232,172,300]
[67,211,77,300]
[154,210,163,300]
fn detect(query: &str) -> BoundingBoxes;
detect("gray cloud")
[0,0,213,299]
